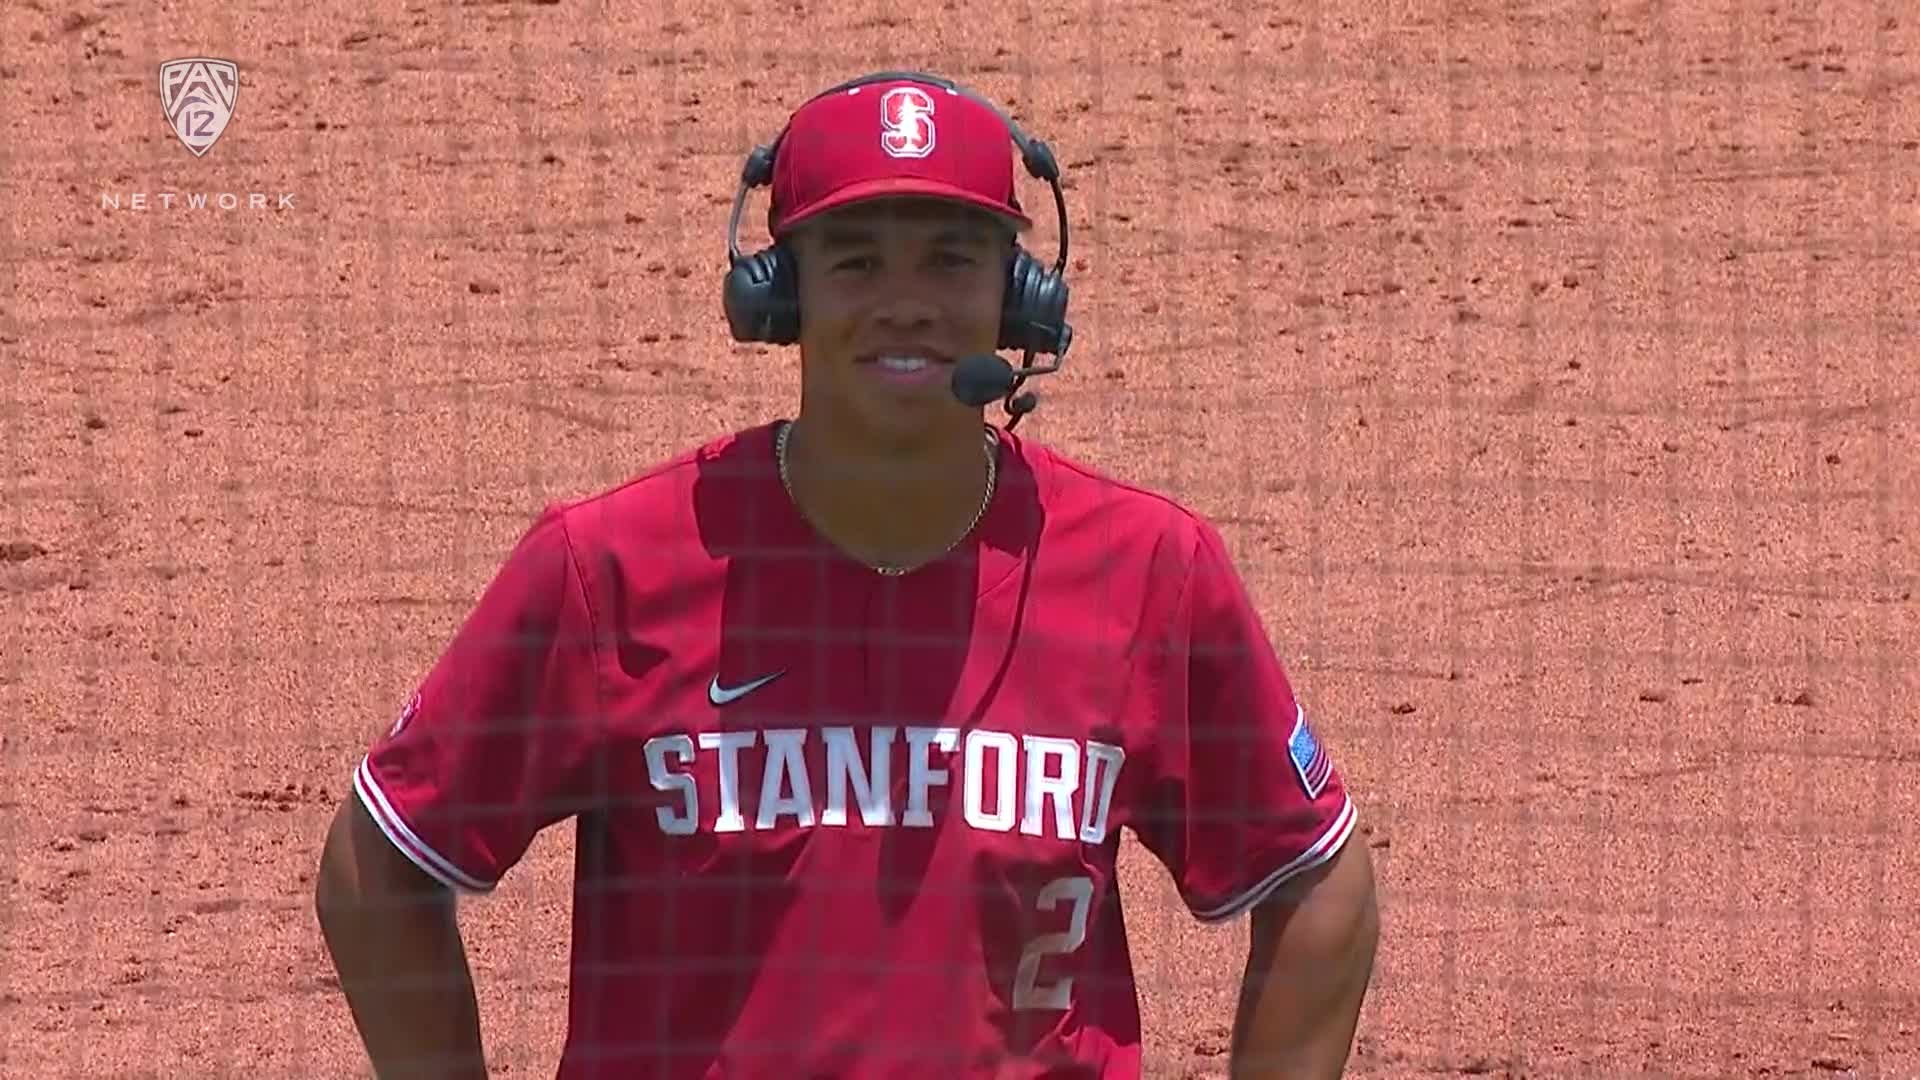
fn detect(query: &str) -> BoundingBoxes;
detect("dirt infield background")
[4,1,1916,1077]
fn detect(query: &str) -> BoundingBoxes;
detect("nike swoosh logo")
[708,671,784,706]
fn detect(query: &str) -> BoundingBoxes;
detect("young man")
[314,74,1379,1079]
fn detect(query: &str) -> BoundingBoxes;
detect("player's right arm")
[313,507,606,1079]
[315,792,488,1079]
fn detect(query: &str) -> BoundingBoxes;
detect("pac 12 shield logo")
[160,58,239,157]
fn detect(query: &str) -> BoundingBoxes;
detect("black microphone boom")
[950,353,1017,406]
[949,352,1064,408]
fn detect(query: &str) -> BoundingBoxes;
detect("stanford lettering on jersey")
[643,726,1126,843]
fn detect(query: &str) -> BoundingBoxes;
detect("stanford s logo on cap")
[879,86,937,159]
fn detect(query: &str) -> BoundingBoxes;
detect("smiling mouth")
[856,351,955,377]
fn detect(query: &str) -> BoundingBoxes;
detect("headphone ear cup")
[1000,247,1072,355]
[722,245,800,345]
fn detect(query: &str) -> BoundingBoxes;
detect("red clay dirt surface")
[5,2,1917,1078]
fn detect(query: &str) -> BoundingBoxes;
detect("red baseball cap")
[767,77,1034,239]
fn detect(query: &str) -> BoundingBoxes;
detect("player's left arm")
[1129,518,1380,1079]
[1231,834,1379,1078]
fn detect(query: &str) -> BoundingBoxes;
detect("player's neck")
[779,414,994,572]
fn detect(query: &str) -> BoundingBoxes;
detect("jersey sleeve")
[351,506,605,894]
[1131,519,1360,923]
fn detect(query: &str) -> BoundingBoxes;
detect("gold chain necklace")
[776,420,998,576]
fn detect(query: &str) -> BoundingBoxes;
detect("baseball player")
[315,72,1379,1079]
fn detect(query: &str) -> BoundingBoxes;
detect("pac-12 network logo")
[160,57,239,157]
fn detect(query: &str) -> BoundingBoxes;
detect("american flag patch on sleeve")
[1287,704,1332,799]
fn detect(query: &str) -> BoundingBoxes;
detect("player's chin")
[845,391,962,445]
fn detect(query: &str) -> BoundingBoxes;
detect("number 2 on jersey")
[1012,876,1095,1011]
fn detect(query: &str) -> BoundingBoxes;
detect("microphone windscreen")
[950,353,1015,407]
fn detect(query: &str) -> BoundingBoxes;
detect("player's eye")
[832,255,877,273]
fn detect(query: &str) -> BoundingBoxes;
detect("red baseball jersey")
[352,421,1358,1080]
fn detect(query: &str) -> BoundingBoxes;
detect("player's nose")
[866,279,943,332]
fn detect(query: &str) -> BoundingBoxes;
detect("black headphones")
[721,71,1074,367]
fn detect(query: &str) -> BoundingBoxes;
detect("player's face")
[791,198,1010,450]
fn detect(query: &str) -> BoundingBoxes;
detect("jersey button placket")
[860,571,889,712]
[833,560,877,712]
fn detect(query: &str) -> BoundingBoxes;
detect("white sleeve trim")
[1189,793,1359,924]
[352,757,497,895]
